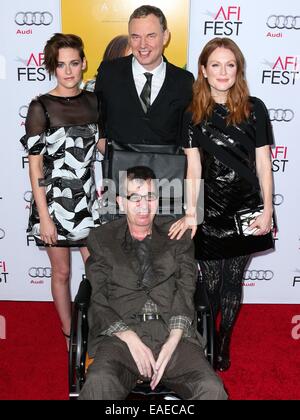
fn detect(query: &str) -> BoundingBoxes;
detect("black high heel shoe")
[216,330,231,372]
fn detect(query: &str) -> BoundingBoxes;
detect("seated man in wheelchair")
[79,166,227,400]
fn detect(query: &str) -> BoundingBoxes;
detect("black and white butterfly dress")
[21,91,101,247]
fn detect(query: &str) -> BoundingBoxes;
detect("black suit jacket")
[86,216,198,357]
[95,55,194,145]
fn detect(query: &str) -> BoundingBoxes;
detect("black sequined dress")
[186,97,274,260]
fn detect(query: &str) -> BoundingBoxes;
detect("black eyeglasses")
[126,192,158,202]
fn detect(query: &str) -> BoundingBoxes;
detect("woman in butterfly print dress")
[21,34,102,348]
[181,38,274,371]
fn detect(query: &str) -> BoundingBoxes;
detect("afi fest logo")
[204,6,243,36]
[17,52,52,82]
[0,261,9,284]
[271,146,288,173]
[262,56,299,85]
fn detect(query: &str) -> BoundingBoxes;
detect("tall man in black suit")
[95,5,201,239]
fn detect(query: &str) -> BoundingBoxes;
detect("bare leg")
[79,246,90,264]
[47,247,71,348]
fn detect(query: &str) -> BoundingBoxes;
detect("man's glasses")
[126,192,158,202]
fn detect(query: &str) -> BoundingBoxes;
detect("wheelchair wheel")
[69,304,88,399]
[197,308,215,368]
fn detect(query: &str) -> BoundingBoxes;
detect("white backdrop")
[188,0,300,303]
[0,0,299,302]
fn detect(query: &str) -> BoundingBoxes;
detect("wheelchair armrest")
[194,277,210,313]
[74,278,92,309]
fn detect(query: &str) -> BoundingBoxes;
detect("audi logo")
[267,15,300,29]
[268,109,294,122]
[244,270,274,281]
[28,267,51,278]
[19,105,29,119]
[0,229,5,240]
[24,191,33,203]
[15,11,53,26]
[273,194,284,206]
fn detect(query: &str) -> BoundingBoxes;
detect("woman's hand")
[249,209,273,236]
[254,146,273,236]
[168,214,198,240]
[168,147,201,240]
[40,216,58,245]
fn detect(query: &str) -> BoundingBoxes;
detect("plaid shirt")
[103,299,192,338]
[102,234,192,338]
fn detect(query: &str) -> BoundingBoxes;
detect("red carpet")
[0,302,300,400]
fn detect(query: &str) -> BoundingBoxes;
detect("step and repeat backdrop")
[0,0,299,302]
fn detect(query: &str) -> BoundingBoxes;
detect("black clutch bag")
[234,204,275,236]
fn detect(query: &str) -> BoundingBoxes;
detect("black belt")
[133,313,161,322]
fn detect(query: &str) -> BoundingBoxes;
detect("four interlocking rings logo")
[0,229,5,240]
[24,191,33,203]
[244,270,274,281]
[273,194,284,206]
[268,109,294,122]
[15,11,53,26]
[267,15,300,29]
[28,267,51,278]
[19,105,29,119]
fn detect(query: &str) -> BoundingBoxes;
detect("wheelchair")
[68,270,215,400]
[68,143,215,399]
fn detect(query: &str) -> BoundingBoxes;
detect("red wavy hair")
[190,37,251,125]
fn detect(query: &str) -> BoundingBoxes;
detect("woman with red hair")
[181,38,274,371]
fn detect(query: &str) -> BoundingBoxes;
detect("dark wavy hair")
[44,33,85,75]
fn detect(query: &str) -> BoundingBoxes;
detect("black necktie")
[133,236,154,289]
[140,72,153,113]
